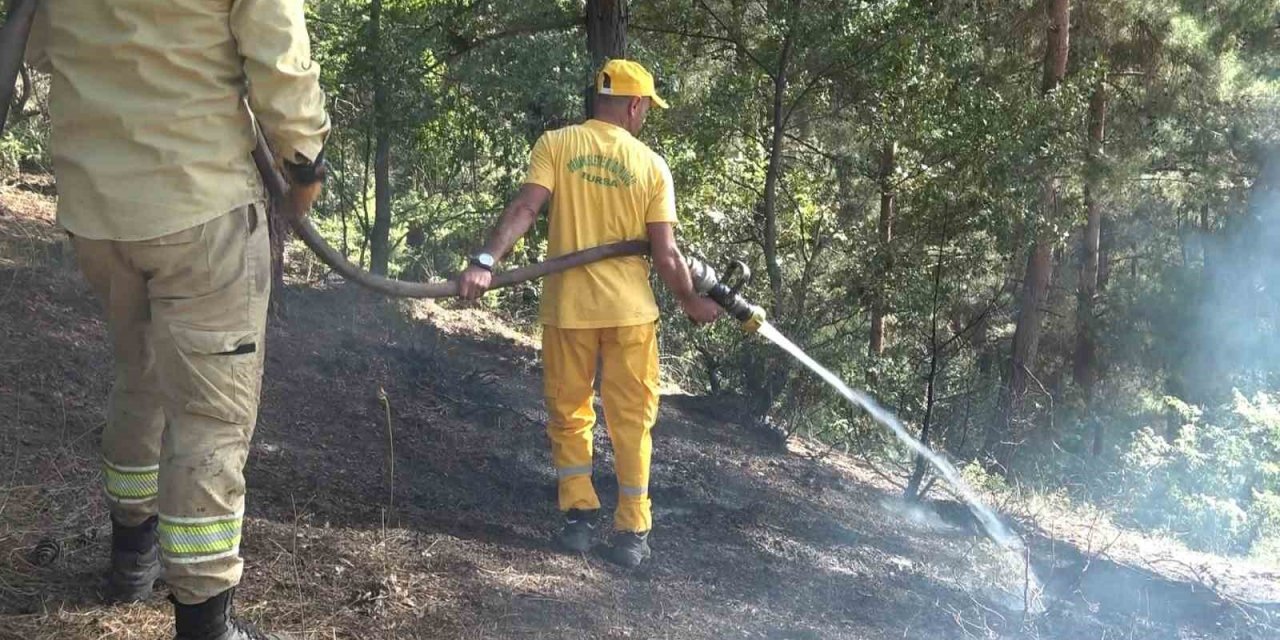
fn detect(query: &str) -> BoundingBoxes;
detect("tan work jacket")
[26,0,330,241]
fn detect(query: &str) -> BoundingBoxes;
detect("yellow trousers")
[542,323,659,533]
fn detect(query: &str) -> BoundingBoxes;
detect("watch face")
[476,253,495,267]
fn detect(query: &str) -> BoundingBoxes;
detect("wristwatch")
[469,252,496,272]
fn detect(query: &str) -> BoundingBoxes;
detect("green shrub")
[1117,391,1280,554]
[0,112,50,178]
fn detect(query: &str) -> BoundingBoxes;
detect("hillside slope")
[1,180,1277,639]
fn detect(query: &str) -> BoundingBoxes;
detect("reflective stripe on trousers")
[556,465,593,479]
[159,511,244,564]
[104,460,160,505]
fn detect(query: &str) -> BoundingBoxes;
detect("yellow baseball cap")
[596,59,669,109]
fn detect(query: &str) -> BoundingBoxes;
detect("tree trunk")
[370,128,392,275]
[835,155,859,227]
[994,238,1054,463]
[869,141,896,361]
[1098,215,1112,291]
[371,126,389,273]
[1040,0,1071,95]
[906,229,946,501]
[745,0,800,418]
[761,4,798,318]
[368,0,393,276]
[1076,84,1106,454]
[1200,203,1213,290]
[584,0,628,116]
[989,0,1070,472]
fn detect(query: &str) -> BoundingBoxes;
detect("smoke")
[1193,148,1280,400]
[1119,148,1280,556]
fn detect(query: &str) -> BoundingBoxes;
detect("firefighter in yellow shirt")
[26,1,328,638]
[459,59,720,567]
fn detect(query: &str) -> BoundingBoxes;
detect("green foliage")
[0,111,49,178]
[1116,392,1280,554]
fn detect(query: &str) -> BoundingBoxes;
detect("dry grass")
[401,298,537,350]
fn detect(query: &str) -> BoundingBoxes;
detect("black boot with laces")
[605,530,651,568]
[106,516,162,603]
[555,508,598,553]
[173,589,292,640]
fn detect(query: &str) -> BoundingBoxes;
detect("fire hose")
[0,0,763,328]
[247,127,650,299]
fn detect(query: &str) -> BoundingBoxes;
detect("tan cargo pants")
[73,204,269,605]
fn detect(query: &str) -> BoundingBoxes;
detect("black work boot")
[555,508,598,553]
[174,588,292,640]
[106,515,162,603]
[605,531,651,568]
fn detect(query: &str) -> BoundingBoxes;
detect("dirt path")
[2,181,1277,639]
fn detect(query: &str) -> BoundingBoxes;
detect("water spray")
[686,254,1022,550]
[686,257,1036,604]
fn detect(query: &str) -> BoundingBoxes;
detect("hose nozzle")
[686,256,767,333]
[740,304,766,334]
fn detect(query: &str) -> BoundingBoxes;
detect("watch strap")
[469,256,494,272]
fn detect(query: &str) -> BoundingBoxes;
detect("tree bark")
[1200,203,1213,290]
[835,155,859,227]
[1076,84,1106,455]
[761,0,800,318]
[994,238,1054,462]
[989,0,1070,472]
[869,141,896,361]
[1098,215,1112,291]
[584,0,628,116]
[1040,0,1071,95]
[865,142,896,360]
[906,230,946,501]
[370,127,392,275]
[368,0,393,276]
[741,0,802,419]
[1076,86,1104,396]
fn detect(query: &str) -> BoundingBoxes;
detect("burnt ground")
[2,177,1279,639]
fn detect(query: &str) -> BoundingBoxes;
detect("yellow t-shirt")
[525,119,677,329]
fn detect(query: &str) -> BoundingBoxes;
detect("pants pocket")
[613,323,659,387]
[169,325,258,424]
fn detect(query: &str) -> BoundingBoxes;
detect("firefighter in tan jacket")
[27,2,328,638]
